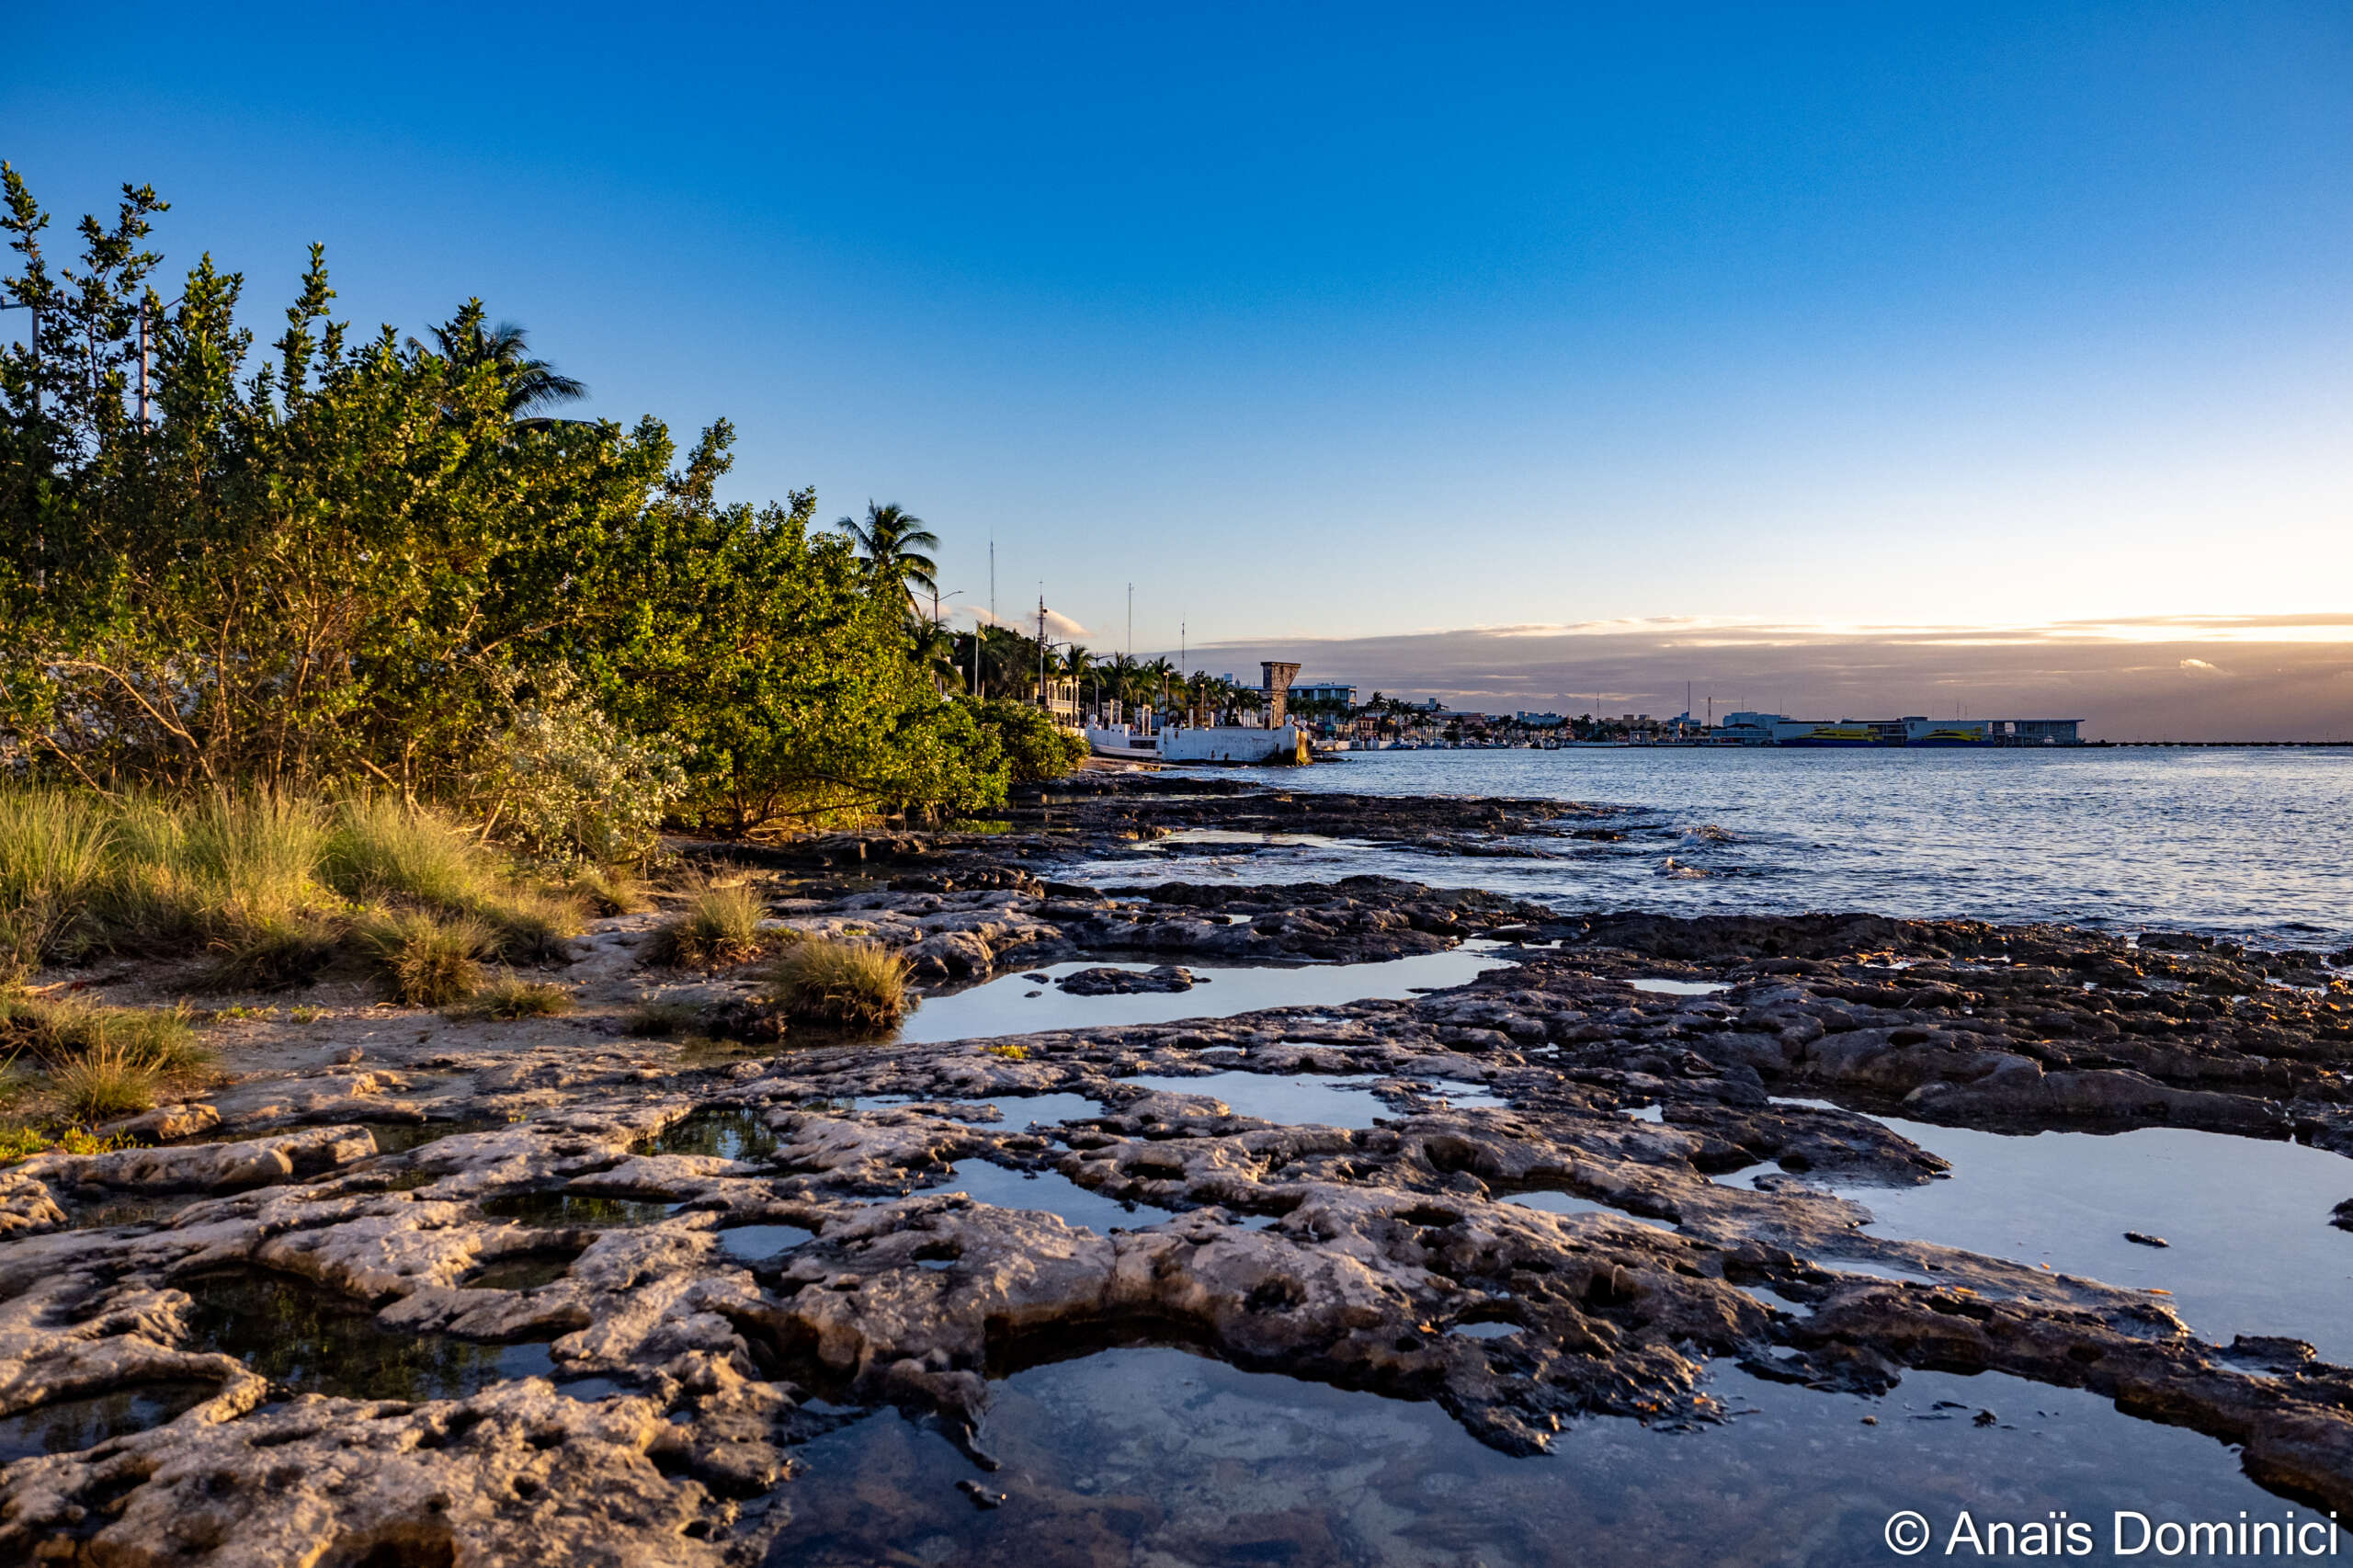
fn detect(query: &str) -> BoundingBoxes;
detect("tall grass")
[0,788,582,993]
[0,994,211,1124]
[0,790,113,975]
[769,937,910,1030]
[322,796,486,908]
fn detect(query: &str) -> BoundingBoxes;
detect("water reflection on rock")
[765,1348,2287,1567]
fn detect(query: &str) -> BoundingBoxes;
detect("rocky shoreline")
[4,776,2351,1564]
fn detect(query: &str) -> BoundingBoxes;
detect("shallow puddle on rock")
[0,1381,216,1461]
[463,1252,579,1291]
[359,1119,503,1155]
[61,1195,189,1231]
[926,1163,1177,1233]
[1765,1100,2353,1361]
[1628,977,1731,995]
[718,1222,818,1263]
[1409,1076,1509,1108]
[1119,1071,1393,1130]
[477,1191,680,1227]
[1503,1190,1671,1229]
[895,948,1512,1045]
[179,1268,542,1402]
[762,1348,2287,1567]
[643,1106,779,1162]
[824,1091,1105,1129]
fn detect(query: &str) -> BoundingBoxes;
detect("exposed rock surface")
[4,784,2352,1562]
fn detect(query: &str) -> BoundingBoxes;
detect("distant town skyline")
[10,2,2348,738]
[1141,615,2353,744]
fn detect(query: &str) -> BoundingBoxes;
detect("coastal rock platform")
[5,786,2352,1563]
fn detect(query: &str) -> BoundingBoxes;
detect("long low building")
[1718,712,2083,746]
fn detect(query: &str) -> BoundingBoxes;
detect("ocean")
[1131,746,2353,948]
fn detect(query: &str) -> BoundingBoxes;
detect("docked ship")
[1718,712,2084,747]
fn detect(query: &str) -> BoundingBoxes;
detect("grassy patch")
[0,790,112,975]
[769,937,910,1031]
[0,995,211,1130]
[452,971,574,1020]
[351,909,491,1006]
[0,788,589,996]
[647,876,767,969]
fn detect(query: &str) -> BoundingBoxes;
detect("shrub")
[647,877,767,969]
[769,937,910,1031]
[972,700,1088,783]
[454,971,574,1020]
[351,910,492,1006]
[483,668,685,867]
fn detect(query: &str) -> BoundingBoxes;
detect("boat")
[1780,725,1886,748]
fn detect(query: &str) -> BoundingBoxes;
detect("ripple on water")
[761,1347,2291,1565]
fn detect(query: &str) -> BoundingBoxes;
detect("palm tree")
[415,301,588,420]
[839,502,940,610]
[905,613,959,690]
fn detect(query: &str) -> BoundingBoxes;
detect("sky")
[7,1,2350,737]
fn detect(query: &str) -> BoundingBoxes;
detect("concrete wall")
[1157,724,1309,764]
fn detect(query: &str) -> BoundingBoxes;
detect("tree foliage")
[0,170,1023,832]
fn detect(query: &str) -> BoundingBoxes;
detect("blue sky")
[8,2,2351,719]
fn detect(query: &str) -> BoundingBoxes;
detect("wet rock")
[1059,965,1196,996]
[2125,1231,2170,1247]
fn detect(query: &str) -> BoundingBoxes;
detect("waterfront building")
[1717,711,2083,745]
[1292,680,1358,708]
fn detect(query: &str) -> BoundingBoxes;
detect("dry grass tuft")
[768,937,910,1031]
[49,1036,162,1122]
[570,865,650,916]
[454,971,574,1020]
[648,876,767,969]
[623,1002,702,1038]
[351,909,492,1006]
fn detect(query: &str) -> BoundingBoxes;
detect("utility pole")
[1036,587,1049,711]
[1126,584,1132,663]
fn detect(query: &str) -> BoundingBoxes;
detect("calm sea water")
[1125,748,2353,947]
